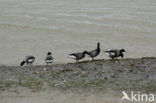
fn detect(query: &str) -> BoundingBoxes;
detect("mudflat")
[0,57,156,103]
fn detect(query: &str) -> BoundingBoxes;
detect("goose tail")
[68,55,76,59]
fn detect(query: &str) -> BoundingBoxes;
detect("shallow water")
[0,0,156,65]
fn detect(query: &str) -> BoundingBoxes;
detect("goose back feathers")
[69,51,87,62]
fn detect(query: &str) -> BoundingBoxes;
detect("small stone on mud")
[31,89,40,92]
[121,63,124,66]
[129,64,135,66]
[115,61,118,64]
[80,98,86,101]
[43,68,47,71]
[68,84,71,87]
[32,71,39,75]
[81,71,88,77]
[111,75,115,78]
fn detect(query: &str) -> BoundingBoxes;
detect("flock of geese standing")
[20,42,126,66]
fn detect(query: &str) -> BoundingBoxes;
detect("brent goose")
[45,52,53,65]
[104,49,126,59]
[68,51,87,63]
[85,42,100,61]
[20,56,35,66]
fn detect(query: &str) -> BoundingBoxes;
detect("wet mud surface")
[0,57,156,93]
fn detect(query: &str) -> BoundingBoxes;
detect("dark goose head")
[120,49,126,58]
[47,52,52,55]
[83,51,88,55]
[120,49,126,52]
[20,60,26,66]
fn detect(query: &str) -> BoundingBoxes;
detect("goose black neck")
[83,51,88,55]
[120,52,124,58]
[97,43,100,50]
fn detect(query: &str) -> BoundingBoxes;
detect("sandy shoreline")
[0,57,156,103]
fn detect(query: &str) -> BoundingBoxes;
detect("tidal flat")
[0,57,156,103]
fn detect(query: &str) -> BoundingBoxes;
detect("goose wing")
[86,49,96,56]
[26,56,35,62]
[69,52,84,59]
[69,52,80,59]
[110,49,121,56]
[45,55,53,63]
[104,50,117,56]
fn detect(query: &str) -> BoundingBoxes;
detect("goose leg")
[111,57,114,60]
[92,58,94,61]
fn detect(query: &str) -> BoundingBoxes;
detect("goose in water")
[85,42,100,61]
[20,56,35,66]
[104,49,126,59]
[45,52,53,65]
[68,51,87,63]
